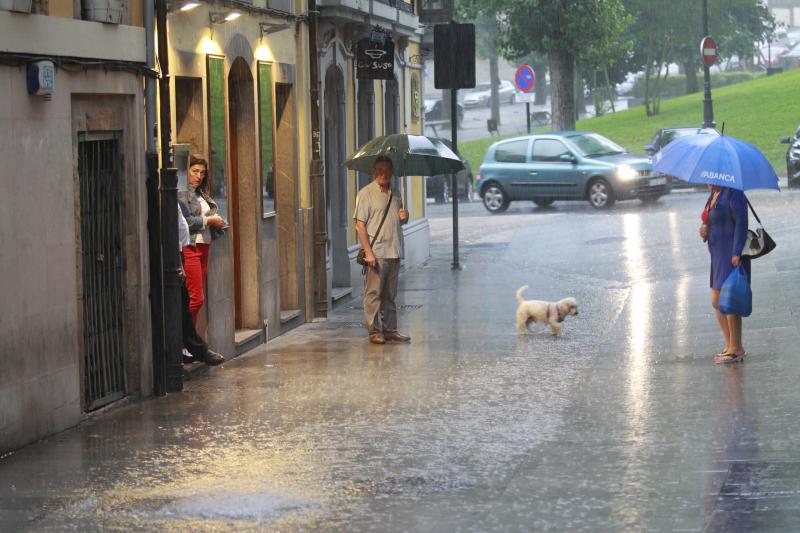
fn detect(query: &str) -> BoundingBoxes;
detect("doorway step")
[234,328,262,357]
[280,309,302,324]
[331,287,353,309]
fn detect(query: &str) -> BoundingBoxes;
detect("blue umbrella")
[652,133,780,190]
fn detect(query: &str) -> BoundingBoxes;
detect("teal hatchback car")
[477,132,672,212]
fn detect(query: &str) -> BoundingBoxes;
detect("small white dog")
[515,285,578,336]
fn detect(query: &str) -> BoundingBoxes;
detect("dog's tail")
[516,285,529,304]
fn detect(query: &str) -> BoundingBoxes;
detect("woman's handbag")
[719,265,752,317]
[356,191,393,269]
[742,198,776,259]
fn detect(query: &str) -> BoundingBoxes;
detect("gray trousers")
[363,258,400,335]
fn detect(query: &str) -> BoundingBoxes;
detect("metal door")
[78,132,127,411]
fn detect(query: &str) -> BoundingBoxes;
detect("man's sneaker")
[204,350,225,366]
[182,348,194,364]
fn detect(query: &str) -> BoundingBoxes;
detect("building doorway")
[274,83,300,319]
[324,66,349,290]
[384,76,400,135]
[228,57,259,332]
[77,131,127,411]
[357,80,375,191]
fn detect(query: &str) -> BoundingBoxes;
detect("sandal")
[719,351,746,364]
[714,351,732,364]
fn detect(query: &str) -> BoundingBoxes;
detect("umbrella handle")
[401,175,407,210]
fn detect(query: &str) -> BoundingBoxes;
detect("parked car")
[462,80,518,108]
[477,131,671,212]
[645,126,719,188]
[424,98,464,125]
[426,139,473,203]
[780,126,800,188]
[644,126,719,156]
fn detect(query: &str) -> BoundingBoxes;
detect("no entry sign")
[514,65,536,93]
[701,36,718,68]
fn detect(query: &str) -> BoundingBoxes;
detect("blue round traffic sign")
[515,65,536,93]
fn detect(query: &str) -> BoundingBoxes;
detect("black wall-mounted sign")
[356,30,395,80]
[434,21,475,89]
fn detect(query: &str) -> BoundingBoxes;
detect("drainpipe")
[145,0,166,395]
[308,0,328,318]
[156,0,183,392]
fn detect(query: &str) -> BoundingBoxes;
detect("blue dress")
[707,187,750,290]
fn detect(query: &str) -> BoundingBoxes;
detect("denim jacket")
[179,188,225,245]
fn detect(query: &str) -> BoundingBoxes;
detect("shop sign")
[357,29,395,80]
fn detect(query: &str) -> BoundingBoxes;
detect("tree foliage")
[621,0,775,115]
[458,0,629,130]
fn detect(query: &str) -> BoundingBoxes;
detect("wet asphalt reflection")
[3,190,800,531]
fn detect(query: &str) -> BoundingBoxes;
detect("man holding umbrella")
[354,156,410,344]
[346,133,463,344]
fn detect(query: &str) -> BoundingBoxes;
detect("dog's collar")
[547,303,564,323]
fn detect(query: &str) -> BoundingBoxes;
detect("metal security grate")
[79,132,127,411]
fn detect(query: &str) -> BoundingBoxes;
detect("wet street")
[3,189,800,531]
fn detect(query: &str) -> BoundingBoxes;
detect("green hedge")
[631,71,759,99]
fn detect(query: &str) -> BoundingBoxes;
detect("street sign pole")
[450,87,460,270]
[434,20,475,271]
[701,0,716,129]
[526,102,531,134]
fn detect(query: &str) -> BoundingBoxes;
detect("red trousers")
[182,243,210,324]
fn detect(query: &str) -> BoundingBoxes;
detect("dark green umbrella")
[344,134,464,177]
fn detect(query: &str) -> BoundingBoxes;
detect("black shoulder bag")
[742,197,776,259]
[356,190,393,271]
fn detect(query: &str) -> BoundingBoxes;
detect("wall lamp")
[166,0,199,12]
[259,21,291,38]
[209,10,240,24]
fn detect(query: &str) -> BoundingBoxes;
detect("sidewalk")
[1,191,800,531]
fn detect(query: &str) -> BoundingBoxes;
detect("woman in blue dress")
[699,184,750,363]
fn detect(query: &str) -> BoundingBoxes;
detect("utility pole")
[156,0,182,392]
[702,0,715,129]
[308,0,327,318]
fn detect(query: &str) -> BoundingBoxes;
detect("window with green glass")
[206,55,228,219]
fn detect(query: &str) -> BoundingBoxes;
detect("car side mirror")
[780,136,791,144]
[559,153,577,164]
[644,144,655,155]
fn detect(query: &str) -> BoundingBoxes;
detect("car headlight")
[616,165,638,181]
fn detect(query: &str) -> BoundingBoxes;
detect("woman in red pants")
[180,156,226,323]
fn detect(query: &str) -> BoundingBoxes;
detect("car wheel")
[532,197,554,207]
[587,178,615,209]
[482,183,509,213]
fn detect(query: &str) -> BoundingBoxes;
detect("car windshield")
[568,133,626,157]
[662,129,699,145]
